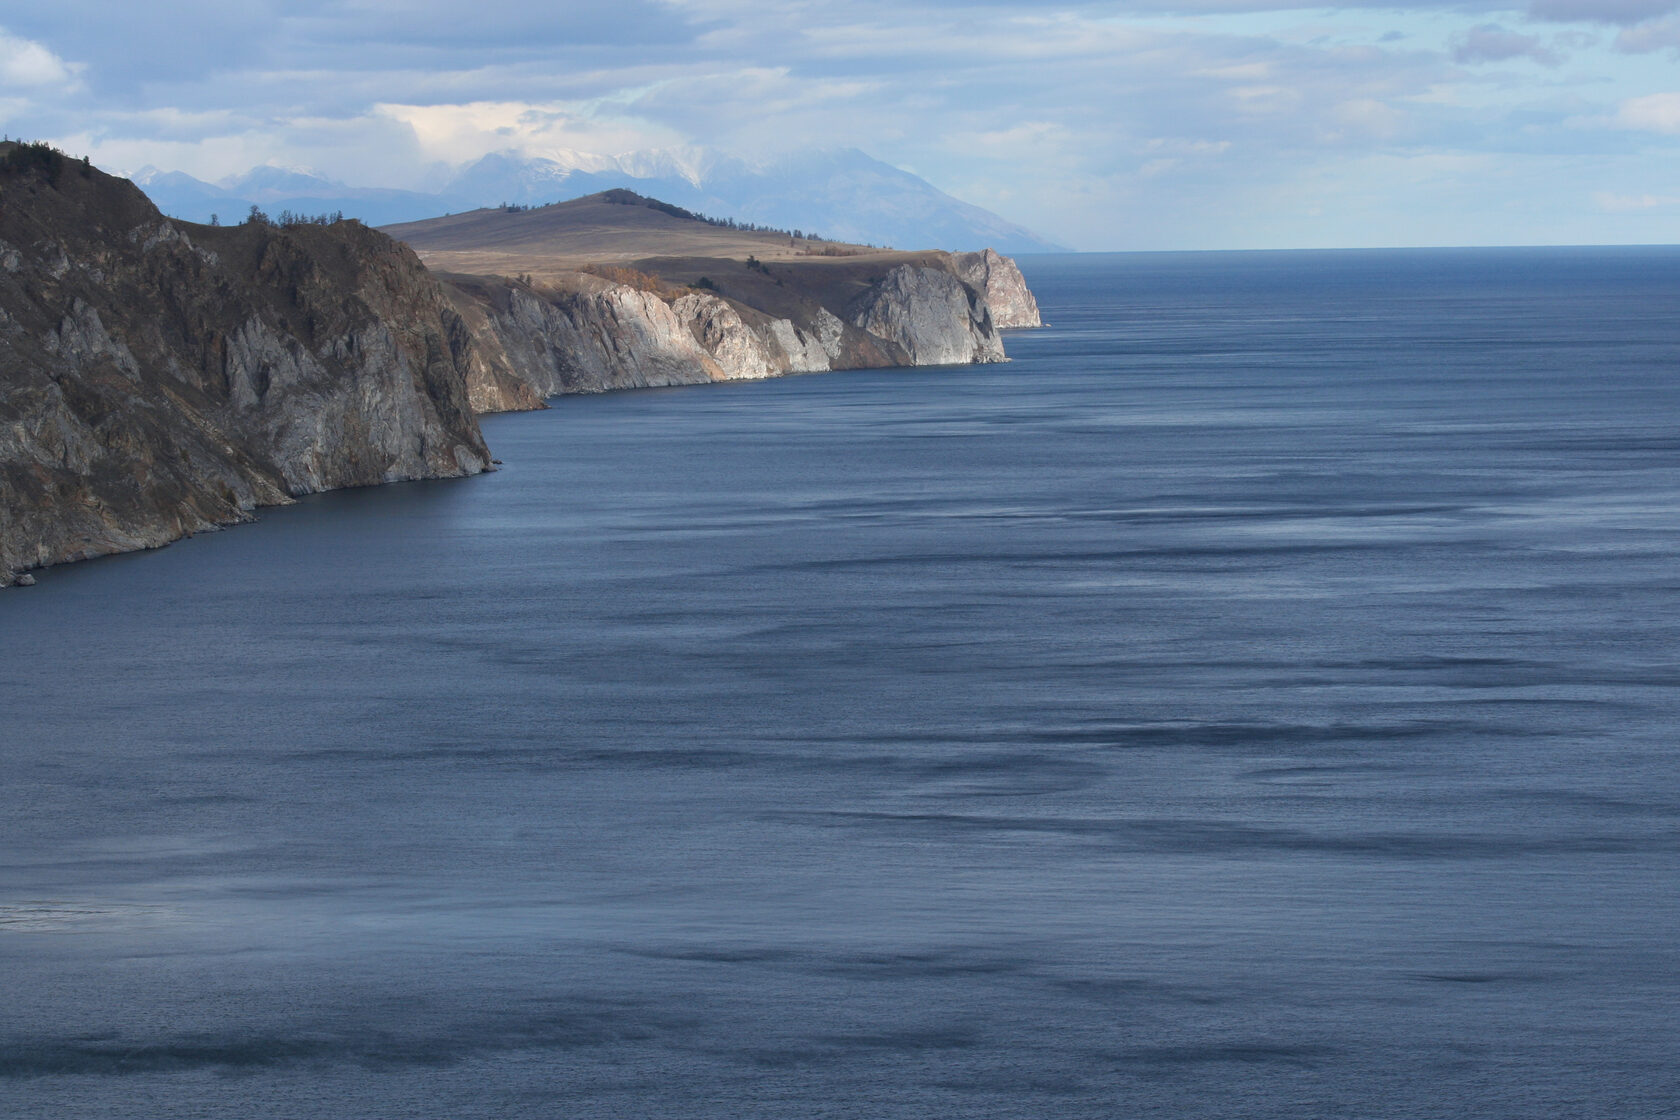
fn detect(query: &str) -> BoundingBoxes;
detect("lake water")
[3,249,1678,1118]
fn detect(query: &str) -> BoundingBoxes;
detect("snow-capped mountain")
[132,148,1064,253]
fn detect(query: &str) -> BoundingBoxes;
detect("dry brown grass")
[798,244,869,257]
[578,263,694,301]
[385,194,880,271]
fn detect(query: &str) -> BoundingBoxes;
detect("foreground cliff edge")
[0,145,1042,586]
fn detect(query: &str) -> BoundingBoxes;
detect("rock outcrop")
[442,266,997,405]
[849,264,1006,366]
[669,294,854,379]
[2,149,1046,585]
[0,143,490,585]
[440,254,1016,408]
[953,248,1043,329]
[443,275,723,400]
[384,192,1033,405]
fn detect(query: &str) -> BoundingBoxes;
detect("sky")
[4,1,1680,250]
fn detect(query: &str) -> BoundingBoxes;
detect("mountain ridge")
[131,147,1065,254]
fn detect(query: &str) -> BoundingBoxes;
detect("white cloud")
[0,28,79,89]
[1609,91,1680,133]
[375,100,685,166]
[1322,97,1409,142]
[1594,190,1680,210]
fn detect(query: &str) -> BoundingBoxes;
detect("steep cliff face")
[953,248,1043,329]
[446,274,883,402]
[0,144,490,584]
[849,264,1006,366]
[670,293,849,380]
[444,274,723,400]
[672,292,783,381]
[643,250,1017,375]
[441,252,1017,409]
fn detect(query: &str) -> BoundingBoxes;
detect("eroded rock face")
[953,248,1043,329]
[671,294,844,380]
[783,308,847,371]
[446,276,728,400]
[672,292,780,381]
[0,145,489,584]
[451,279,854,402]
[448,249,1024,413]
[849,264,1006,366]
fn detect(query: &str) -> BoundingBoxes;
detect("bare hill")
[382,190,909,281]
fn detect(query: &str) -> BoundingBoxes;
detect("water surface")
[3,248,1678,1118]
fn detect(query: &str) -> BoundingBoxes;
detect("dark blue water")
[4,248,1679,1118]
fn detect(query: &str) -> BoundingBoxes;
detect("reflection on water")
[3,249,1678,1118]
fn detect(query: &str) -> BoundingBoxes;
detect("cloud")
[3,5,1475,244]
[1608,91,1680,133]
[852,0,1680,17]
[374,100,686,166]
[1615,16,1680,51]
[1452,24,1563,65]
[0,27,79,89]
[1527,0,1680,24]
[2,4,268,94]
[1594,190,1680,210]
[289,0,705,51]
[9,1,1680,250]
[2,2,709,98]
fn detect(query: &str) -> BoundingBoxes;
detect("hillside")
[0,143,490,584]
[381,190,891,276]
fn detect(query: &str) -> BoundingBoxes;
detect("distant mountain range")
[130,147,1064,254]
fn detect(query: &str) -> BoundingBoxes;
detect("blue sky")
[4,1,1680,249]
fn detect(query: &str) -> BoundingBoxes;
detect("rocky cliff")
[443,273,728,403]
[2,152,1045,586]
[434,252,1017,409]
[0,143,490,585]
[849,264,1005,366]
[382,191,1032,406]
[442,266,988,404]
[953,248,1043,329]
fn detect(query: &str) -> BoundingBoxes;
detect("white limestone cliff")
[848,264,1007,366]
[953,248,1043,329]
